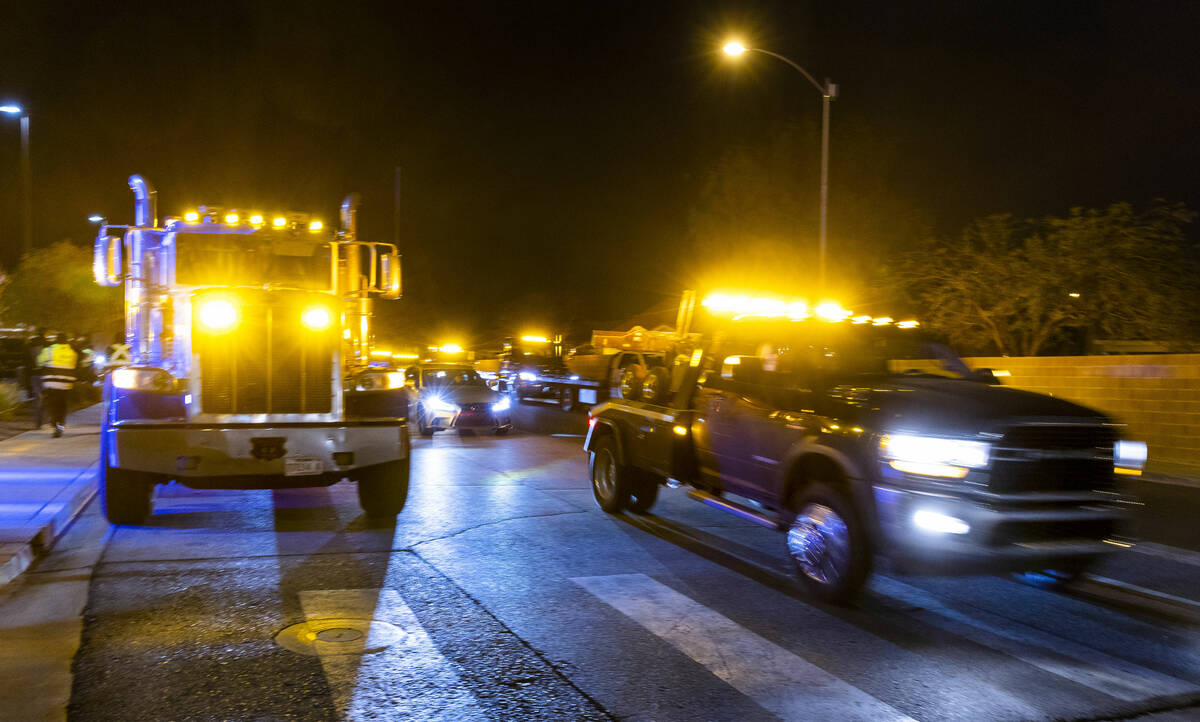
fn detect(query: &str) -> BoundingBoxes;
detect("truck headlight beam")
[198,299,239,333]
[301,305,333,331]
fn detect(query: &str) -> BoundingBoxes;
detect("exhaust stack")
[128,175,157,227]
[340,192,361,241]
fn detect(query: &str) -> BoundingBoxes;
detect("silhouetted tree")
[0,241,121,334]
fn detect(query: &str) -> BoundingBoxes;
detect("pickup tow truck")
[584,299,1146,603]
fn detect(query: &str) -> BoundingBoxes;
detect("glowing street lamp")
[721,41,837,290]
[88,214,106,224]
[1,102,32,256]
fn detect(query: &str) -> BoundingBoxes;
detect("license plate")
[284,457,324,476]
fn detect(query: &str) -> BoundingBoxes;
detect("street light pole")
[722,44,837,291]
[1,104,31,258]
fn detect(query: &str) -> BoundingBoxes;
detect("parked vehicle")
[585,293,1146,603]
[407,363,513,436]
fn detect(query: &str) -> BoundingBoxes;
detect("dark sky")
[2,1,1199,345]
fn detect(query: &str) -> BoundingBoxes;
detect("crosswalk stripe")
[299,588,489,721]
[873,576,1197,702]
[572,573,915,721]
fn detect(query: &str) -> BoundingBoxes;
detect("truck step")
[686,490,784,531]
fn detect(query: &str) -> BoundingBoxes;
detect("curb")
[0,462,99,587]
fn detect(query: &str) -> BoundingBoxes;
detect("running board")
[687,490,784,531]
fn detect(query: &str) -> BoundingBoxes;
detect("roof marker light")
[225,213,239,224]
[184,211,199,223]
[249,214,263,225]
[273,217,287,228]
[309,220,323,231]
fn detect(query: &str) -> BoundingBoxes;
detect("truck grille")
[988,424,1116,494]
[195,292,335,414]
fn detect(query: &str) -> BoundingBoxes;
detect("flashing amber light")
[814,301,851,322]
[249,214,264,225]
[198,298,239,333]
[521,335,550,343]
[852,315,872,324]
[393,353,420,360]
[673,425,688,436]
[309,220,323,231]
[301,305,333,331]
[441,343,464,354]
[872,317,893,326]
[1114,467,1142,476]
[723,356,741,366]
[273,217,287,228]
[225,213,239,225]
[898,320,920,329]
[701,293,808,320]
[184,211,199,223]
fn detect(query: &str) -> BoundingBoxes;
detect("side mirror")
[93,234,123,287]
[379,251,402,300]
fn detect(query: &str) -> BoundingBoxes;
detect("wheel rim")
[787,503,850,586]
[592,449,616,502]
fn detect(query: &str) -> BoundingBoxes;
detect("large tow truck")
[585,292,1147,602]
[93,175,411,523]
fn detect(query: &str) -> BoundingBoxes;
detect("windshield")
[174,232,332,290]
[422,367,485,387]
[714,322,971,382]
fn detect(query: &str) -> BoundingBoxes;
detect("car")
[406,363,513,436]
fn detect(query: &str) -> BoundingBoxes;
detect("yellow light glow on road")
[198,299,239,332]
[301,306,332,331]
[273,217,287,228]
[723,41,747,56]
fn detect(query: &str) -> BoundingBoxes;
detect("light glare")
[184,211,199,223]
[301,306,332,331]
[913,510,970,535]
[723,41,747,57]
[198,299,239,332]
[273,217,287,228]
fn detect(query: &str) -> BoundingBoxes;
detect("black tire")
[640,366,671,405]
[618,364,645,401]
[786,482,871,604]
[99,427,154,525]
[100,463,154,525]
[558,386,576,412]
[494,426,510,435]
[626,470,661,515]
[356,458,411,517]
[417,406,434,437]
[589,435,632,513]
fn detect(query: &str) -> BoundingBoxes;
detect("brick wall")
[961,355,1200,473]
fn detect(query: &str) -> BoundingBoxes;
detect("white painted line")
[1130,541,1200,568]
[572,573,914,721]
[549,433,585,438]
[873,577,1197,702]
[1085,575,1200,612]
[300,589,488,721]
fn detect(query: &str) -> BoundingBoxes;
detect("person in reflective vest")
[36,333,77,438]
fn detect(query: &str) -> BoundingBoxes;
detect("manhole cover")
[275,617,405,656]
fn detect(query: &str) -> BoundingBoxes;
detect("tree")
[0,241,122,336]
[891,202,1198,356]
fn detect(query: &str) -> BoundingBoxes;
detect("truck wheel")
[618,365,645,401]
[558,386,576,412]
[100,464,154,525]
[589,436,631,513]
[640,366,670,405]
[786,483,870,604]
[356,458,411,517]
[626,470,661,514]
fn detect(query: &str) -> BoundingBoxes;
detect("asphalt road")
[61,400,1200,720]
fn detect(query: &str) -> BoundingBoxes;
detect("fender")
[584,416,629,466]
[775,434,883,545]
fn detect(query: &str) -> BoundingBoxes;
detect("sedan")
[408,364,513,436]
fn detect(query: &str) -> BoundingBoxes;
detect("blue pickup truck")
[585,318,1146,603]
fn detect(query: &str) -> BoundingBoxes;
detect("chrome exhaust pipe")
[128,174,157,227]
[340,192,361,240]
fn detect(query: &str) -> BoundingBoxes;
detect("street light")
[721,41,837,291]
[88,214,106,224]
[1,103,31,258]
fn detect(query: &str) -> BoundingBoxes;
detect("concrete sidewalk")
[0,404,102,586]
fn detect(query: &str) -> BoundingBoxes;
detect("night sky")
[2,1,1198,346]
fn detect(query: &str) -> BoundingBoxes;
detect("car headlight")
[519,371,538,382]
[111,367,177,393]
[427,397,459,414]
[1114,440,1148,476]
[493,397,511,413]
[880,434,990,479]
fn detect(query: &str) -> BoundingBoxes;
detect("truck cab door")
[692,359,767,496]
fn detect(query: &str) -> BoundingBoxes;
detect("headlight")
[493,397,511,413]
[111,367,177,393]
[519,371,538,382]
[198,298,239,332]
[880,434,990,479]
[301,305,333,331]
[427,397,459,414]
[1114,440,1148,476]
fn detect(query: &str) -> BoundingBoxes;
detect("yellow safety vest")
[37,344,78,390]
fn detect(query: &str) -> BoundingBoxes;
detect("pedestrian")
[37,332,77,438]
[24,327,48,429]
